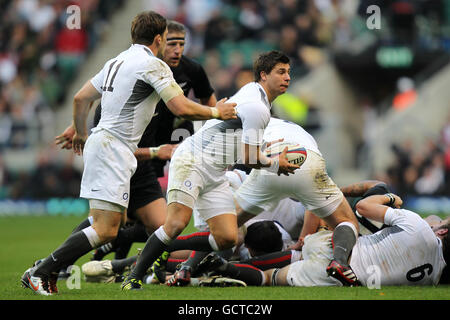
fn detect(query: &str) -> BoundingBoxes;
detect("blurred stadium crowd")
[0,0,449,202]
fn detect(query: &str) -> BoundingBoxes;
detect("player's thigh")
[135,197,167,232]
[167,145,203,202]
[234,169,284,214]
[80,130,137,208]
[321,197,358,230]
[264,266,291,286]
[197,180,237,245]
[290,151,344,218]
[286,258,341,287]
[128,173,164,221]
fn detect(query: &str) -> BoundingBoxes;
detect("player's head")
[435,219,450,264]
[164,20,186,68]
[131,11,167,58]
[253,51,290,101]
[244,221,283,257]
[435,219,450,284]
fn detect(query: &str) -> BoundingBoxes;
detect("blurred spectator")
[392,77,417,111]
[55,26,88,84]
[386,131,450,198]
[414,153,445,194]
[443,115,450,174]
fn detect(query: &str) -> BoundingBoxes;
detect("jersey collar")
[131,44,155,57]
[254,82,271,110]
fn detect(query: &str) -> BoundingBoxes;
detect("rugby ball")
[265,142,307,166]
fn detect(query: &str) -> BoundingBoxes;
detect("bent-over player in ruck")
[196,193,449,287]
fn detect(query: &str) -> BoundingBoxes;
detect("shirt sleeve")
[90,68,105,94]
[239,102,271,146]
[141,58,177,94]
[384,208,429,234]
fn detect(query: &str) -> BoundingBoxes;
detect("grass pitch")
[1,216,449,302]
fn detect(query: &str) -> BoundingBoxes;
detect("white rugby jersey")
[350,208,446,286]
[188,82,271,170]
[90,44,178,151]
[263,117,321,156]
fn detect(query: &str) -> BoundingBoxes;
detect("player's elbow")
[73,90,91,105]
[73,92,84,104]
[355,200,370,216]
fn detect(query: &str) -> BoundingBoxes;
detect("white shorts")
[167,143,236,222]
[80,128,137,209]
[286,230,342,287]
[235,150,343,218]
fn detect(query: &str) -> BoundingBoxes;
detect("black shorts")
[127,162,164,219]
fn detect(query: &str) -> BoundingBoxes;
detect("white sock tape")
[155,226,172,245]
[82,226,101,248]
[208,233,220,251]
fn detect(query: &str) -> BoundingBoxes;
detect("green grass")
[1,216,449,301]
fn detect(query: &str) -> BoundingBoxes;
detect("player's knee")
[164,219,189,239]
[214,232,238,250]
[94,228,118,244]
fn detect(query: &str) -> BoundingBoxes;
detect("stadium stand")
[0,0,449,214]
[0,0,124,200]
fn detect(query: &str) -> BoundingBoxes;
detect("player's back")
[264,118,321,156]
[350,208,446,286]
[91,44,173,151]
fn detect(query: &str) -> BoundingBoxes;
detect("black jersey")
[346,183,391,234]
[142,55,214,177]
[93,55,214,178]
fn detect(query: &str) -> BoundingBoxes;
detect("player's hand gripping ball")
[265,142,307,167]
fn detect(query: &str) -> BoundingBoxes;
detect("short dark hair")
[439,223,450,284]
[131,11,167,45]
[441,223,450,265]
[244,220,283,256]
[167,20,186,34]
[253,50,290,82]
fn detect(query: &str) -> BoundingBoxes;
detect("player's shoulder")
[232,83,268,106]
[385,208,432,233]
[124,45,170,71]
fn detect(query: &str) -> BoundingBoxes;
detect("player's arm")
[340,180,387,197]
[72,81,102,155]
[146,60,233,120]
[55,101,96,150]
[288,210,322,250]
[165,92,236,120]
[199,93,217,107]
[134,144,177,161]
[243,143,298,176]
[355,194,403,223]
